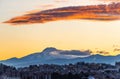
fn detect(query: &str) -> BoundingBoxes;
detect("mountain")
[0,47,120,67]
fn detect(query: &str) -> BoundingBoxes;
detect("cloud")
[98,0,120,2]
[114,48,120,52]
[4,2,120,25]
[44,47,91,56]
[38,4,55,10]
[54,0,68,3]
[59,50,92,56]
[42,47,91,58]
[96,50,109,55]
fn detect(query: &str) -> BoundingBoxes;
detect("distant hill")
[0,47,120,67]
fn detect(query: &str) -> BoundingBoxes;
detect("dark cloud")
[4,2,120,25]
[59,50,92,56]
[43,47,92,56]
[96,50,109,55]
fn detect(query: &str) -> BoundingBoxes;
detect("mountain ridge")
[0,47,120,67]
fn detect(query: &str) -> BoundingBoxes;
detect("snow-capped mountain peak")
[2,47,120,68]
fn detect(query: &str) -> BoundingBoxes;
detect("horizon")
[1,47,120,61]
[1,0,120,60]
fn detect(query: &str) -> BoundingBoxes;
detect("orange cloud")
[4,2,120,25]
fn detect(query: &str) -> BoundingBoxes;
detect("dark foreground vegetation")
[1,62,120,79]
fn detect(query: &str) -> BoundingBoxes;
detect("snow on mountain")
[0,47,120,67]
[20,47,91,60]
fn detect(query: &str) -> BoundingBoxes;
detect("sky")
[0,0,120,60]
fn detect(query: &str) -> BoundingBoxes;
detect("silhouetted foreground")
[1,62,120,79]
